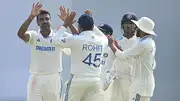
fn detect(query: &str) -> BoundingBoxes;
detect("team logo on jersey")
[36,39,40,42]
[36,45,56,51]
[50,39,52,43]
[103,53,108,58]
[61,38,66,43]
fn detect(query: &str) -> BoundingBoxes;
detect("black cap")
[121,12,138,25]
[77,14,94,30]
[98,24,113,35]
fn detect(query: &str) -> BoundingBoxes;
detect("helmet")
[121,12,138,26]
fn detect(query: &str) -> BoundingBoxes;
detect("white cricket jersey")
[26,29,70,74]
[52,26,108,77]
[115,35,156,95]
[113,36,138,77]
[101,46,116,73]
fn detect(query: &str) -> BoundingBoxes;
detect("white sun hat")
[131,17,156,36]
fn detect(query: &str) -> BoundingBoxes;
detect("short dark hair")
[78,14,94,31]
[36,10,51,21]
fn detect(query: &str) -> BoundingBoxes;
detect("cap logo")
[127,14,132,19]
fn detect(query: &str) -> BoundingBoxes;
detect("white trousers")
[128,80,155,101]
[110,76,132,101]
[27,73,62,101]
[101,80,114,101]
[63,75,101,101]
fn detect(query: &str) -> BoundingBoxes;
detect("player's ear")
[78,24,82,32]
[121,26,124,33]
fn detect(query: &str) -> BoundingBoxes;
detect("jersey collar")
[38,27,53,38]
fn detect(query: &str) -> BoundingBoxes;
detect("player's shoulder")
[26,30,38,35]
[73,32,93,41]
[70,33,85,41]
[140,36,153,43]
[98,34,108,43]
[139,37,155,48]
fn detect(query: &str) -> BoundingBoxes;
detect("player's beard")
[123,29,135,39]
[40,26,51,37]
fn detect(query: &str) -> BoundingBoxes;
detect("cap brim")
[131,20,156,36]
[131,20,139,27]
[146,30,156,36]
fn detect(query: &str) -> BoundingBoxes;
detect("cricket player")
[108,13,139,101]
[52,10,108,101]
[98,24,115,90]
[57,8,112,101]
[107,17,156,101]
[17,2,70,101]
[96,24,117,101]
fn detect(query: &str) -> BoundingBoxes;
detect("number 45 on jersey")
[82,53,105,68]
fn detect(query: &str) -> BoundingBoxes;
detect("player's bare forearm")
[63,23,68,28]
[117,45,123,51]
[69,24,79,34]
[17,15,34,41]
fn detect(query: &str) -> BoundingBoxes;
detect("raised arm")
[107,35,147,60]
[53,11,77,48]
[52,26,73,48]
[69,24,79,34]
[58,6,79,34]
[17,2,42,42]
[84,10,107,38]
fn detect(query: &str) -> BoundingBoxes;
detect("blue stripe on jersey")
[64,74,74,101]
[117,36,123,41]
[140,35,151,42]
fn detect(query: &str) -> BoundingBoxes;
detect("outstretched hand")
[107,35,123,51]
[107,35,115,46]
[30,2,43,18]
[58,6,69,21]
[63,11,76,28]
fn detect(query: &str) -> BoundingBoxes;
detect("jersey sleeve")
[115,41,149,60]
[52,26,76,48]
[25,30,37,45]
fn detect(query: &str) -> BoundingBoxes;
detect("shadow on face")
[136,29,148,38]
[122,22,136,37]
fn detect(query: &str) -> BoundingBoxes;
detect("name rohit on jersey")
[36,45,55,51]
[82,44,103,52]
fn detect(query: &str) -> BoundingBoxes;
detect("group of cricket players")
[17,2,156,101]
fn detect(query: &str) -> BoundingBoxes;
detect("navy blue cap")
[98,24,113,35]
[121,12,138,25]
[77,14,94,30]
